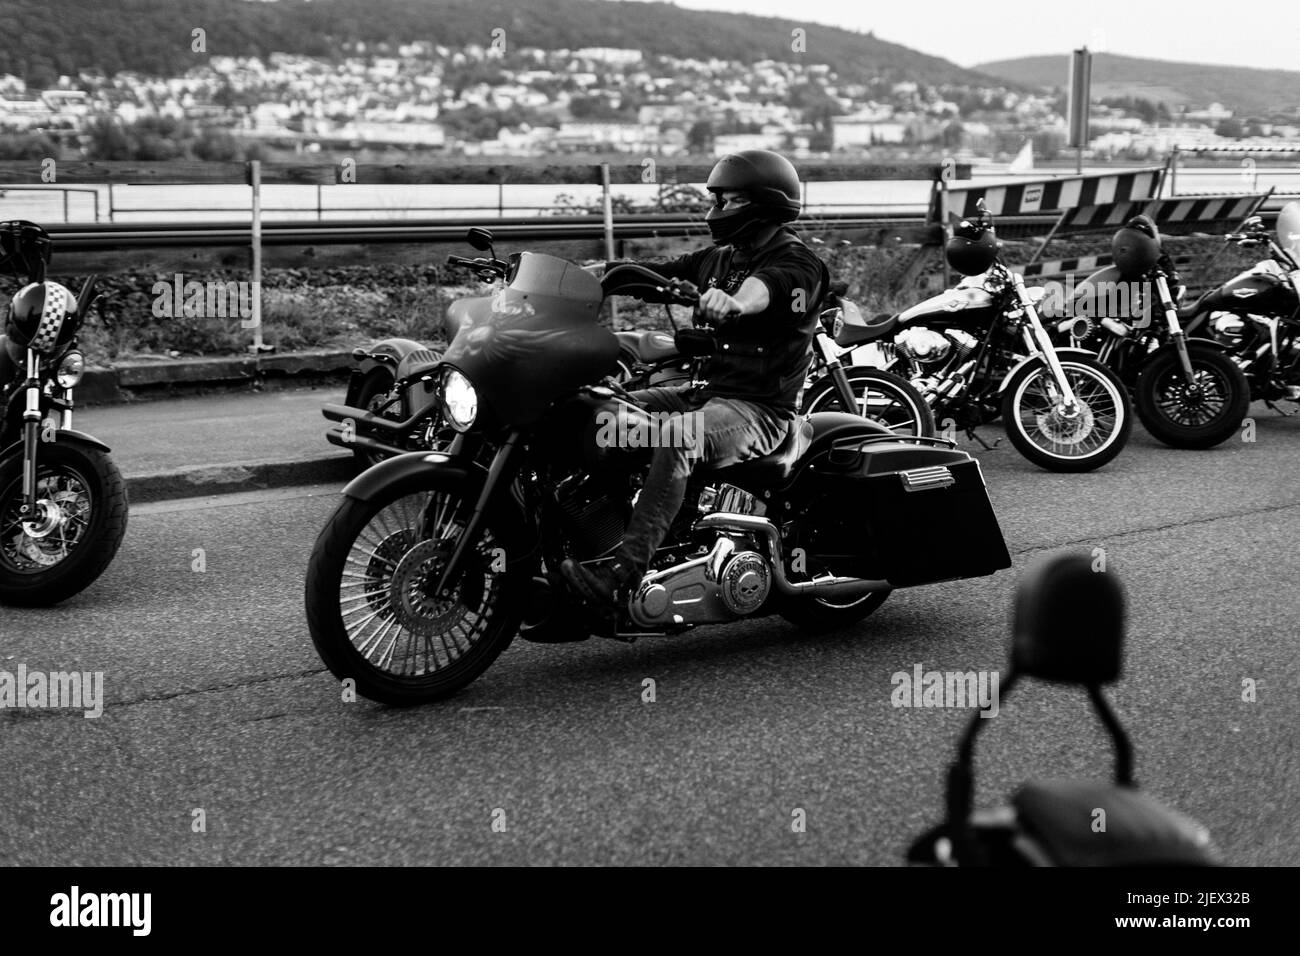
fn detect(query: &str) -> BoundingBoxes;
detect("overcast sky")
[658,0,1300,73]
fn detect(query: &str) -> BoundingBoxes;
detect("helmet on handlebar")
[6,281,80,356]
[704,149,802,246]
[945,217,999,276]
[1111,215,1161,278]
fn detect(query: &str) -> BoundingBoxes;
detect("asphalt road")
[3,408,1299,866]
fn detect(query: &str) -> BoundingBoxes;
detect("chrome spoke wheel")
[336,490,507,679]
[0,469,94,575]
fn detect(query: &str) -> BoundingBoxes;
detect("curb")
[80,349,356,405]
[126,455,356,504]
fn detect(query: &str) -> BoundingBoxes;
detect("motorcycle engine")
[895,327,954,365]
[556,476,628,559]
[628,534,773,628]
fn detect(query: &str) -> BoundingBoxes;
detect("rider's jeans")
[614,386,792,573]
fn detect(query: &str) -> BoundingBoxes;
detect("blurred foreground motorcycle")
[907,552,1219,867]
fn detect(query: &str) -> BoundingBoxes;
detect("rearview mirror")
[466,228,495,251]
[1011,552,1125,685]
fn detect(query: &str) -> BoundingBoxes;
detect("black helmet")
[945,218,998,276]
[6,280,79,355]
[1111,215,1161,278]
[705,149,802,246]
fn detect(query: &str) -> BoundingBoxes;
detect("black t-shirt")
[625,229,827,412]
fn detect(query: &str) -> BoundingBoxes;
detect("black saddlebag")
[801,440,1011,587]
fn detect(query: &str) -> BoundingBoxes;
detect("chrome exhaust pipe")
[694,513,890,598]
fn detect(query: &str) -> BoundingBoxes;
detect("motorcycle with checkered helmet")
[0,220,128,606]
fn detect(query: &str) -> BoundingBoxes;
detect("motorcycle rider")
[561,148,829,609]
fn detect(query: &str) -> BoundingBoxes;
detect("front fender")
[0,428,112,462]
[342,448,537,564]
[343,449,478,502]
[997,348,1098,393]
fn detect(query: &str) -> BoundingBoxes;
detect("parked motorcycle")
[800,280,936,437]
[858,201,1132,471]
[305,239,1012,704]
[0,220,129,606]
[1055,215,1250,448]
[908,552,1218,867]
[1181,202,1300,412]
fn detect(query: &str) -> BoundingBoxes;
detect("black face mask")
[706,204,766,246]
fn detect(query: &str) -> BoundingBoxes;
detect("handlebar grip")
[446,255,477,267]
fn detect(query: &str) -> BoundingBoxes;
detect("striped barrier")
[937,167,1163,219]
[1052,193,1267,234]
[1010,253,1195,284]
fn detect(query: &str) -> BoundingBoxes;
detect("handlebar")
[445,254,509,278]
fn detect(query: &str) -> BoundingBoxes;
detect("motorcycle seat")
[835,312,897,348]
[617,330,679,363]
[1177,290,1214,322]
[1012,779,1217,867]
[706,415,813,484]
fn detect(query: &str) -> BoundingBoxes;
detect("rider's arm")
[698,277,770,320]
[599,249,710,282]
[708,248,824,323]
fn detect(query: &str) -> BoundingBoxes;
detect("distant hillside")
[976,52,1300,117]
[3,0,1004,89]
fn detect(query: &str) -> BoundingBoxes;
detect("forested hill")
[3,0,1002,87]
[978,52,1300,116]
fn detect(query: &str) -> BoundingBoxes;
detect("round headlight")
[441,368,478,432]
[56,350,85,388]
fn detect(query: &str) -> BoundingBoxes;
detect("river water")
[1,166,1296,224]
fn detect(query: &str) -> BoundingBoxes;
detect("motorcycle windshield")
[441,251,616,425]
[1277,201,1300,260]
[898,286,994,324]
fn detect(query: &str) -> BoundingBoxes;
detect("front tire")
[1134,344,1251,449]
[0,441,129,606]
[304,471,530,705]
[802,367,936,437]
[1000,355,1131,472]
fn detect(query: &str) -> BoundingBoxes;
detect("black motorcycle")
[1181,202,1300,412]
[0,220,128,606]
[305,239,1012,704]
[853,202,1132,472]
[908,552,1218,867]
[1055,218,1250,448]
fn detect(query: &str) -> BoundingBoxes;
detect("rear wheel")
[352,367,400,470]
[779,589,891,634]
[802,366,936,437]
[304,472,530,705]
[1134,344,1251,449]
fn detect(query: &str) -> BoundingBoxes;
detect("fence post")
[247,160,264,353]
[602,162,617,324]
